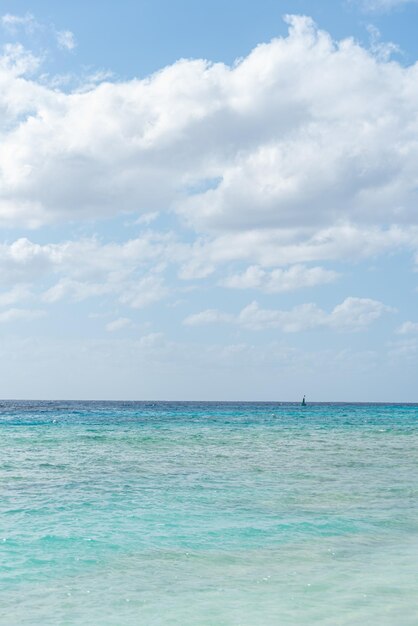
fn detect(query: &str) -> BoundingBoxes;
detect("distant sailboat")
[301,395,306,406]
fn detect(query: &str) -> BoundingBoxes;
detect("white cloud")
[327,297,394,329]
[0,14,416,326]
[1,13,37,32]
[366,25,400,61]
[0,42,41,76]
[41,267,170,310]
[357,0,418,11]
[136,211,159,225]
[55,234,175,278]
[396,320,418,334]
[136,332,165,348]
[198,224,418,269]
[0,13,415,401]
[184,297,394,332]
[0,285,31,307]
[0,234,178,308]
[118,274,169,309]
[56,30,76,51]
[387,337,418,359]
[222,264,338,292]
[0,13,417,273]
[43,278,115,303]
[0,307,44,323]
[1,13,76,52]
[0,231,409,314]
[238,301,326,332]
[106,317,132,332]
[184,309,234,326]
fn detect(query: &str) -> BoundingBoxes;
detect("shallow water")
[1,401,417,625]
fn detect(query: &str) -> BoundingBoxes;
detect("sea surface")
[1,401,417,625]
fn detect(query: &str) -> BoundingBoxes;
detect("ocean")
[1,401,417,625]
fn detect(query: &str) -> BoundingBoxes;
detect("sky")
[0,0,418,401]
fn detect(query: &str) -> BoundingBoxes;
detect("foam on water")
[1,401,417,625]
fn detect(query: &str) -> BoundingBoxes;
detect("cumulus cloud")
[106,317,132,332]
[0,13,417,332]
[184,297,394,332]
[32,233,175,279]
[43,278,115,303]
[0,285,31,307]
[0,42,41,76]
[0,12,417,272]
[1,13,37,33]
[0,229,412,314]
[0,233,343,307]
[182,224,418,273]
[366,25,400,61]
[184,309,234,326]
[0,307,44,323]
[387,336,418,359]
[118,274,169,309]
[1,13,76,54]
[0,234,185,313]
[396,320,418,334]
[222,264,338,292]
[56,30,76,51]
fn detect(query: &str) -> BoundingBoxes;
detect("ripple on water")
[1,401,418,625]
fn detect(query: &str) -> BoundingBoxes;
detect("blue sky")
[0,0,418,400]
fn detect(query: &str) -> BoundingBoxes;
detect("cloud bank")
[0,14,418,260]
[184,297,394,332]
[0,14,413,344]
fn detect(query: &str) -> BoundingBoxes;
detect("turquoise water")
[1,401,417,625]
